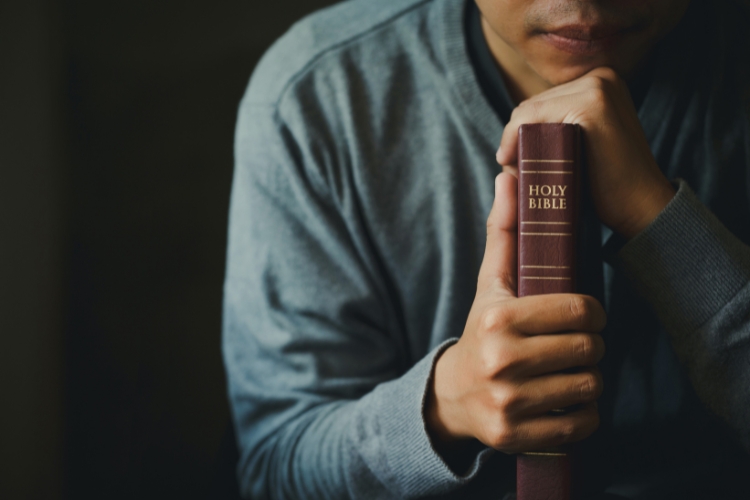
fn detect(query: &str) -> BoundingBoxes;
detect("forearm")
[228,340,493,500]
[609,180,750,447]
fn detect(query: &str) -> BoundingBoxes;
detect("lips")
[540,23,635,55]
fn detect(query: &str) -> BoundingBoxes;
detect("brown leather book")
[516,123,581,500]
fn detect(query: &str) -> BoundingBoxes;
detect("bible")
[516,123,581,500]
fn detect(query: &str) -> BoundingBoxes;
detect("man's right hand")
[426,172,606,455]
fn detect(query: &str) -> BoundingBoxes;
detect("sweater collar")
[435,0,505,150]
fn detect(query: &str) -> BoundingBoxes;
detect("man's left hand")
[496,67,675,239]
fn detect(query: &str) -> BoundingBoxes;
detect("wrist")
[615,177,675,239]
[425,344,471,445]
[425,345,482,473]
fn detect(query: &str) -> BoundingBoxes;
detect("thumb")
[477,172,518,297]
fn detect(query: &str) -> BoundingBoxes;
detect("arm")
[495,65,750,451]
[609,180,750,449]
[223,100,491,499]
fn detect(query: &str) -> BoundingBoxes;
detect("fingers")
[477,173,518,296]
[497,93,591,166]
[471,294,606,381]
[495,66,625,168]
[516,333,605,376]
[512,402,600,451]
[485,400,600,453]
[505,293,607,335]
[512,368,603,416]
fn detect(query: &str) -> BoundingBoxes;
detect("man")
[223,0,750,498]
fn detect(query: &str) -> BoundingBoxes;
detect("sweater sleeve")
[222,99,493,500]
[607,179,750,450]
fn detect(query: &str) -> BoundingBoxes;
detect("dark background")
[0,1,336,498]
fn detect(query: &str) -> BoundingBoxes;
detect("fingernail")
[495,146,503,164]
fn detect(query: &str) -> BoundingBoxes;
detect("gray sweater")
[223,0,750,498]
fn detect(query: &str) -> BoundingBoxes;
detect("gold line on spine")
[521,159,574,163]
[521,265,570,269]
[521,277,572,280]
[521,221,571,225]
[520,232,572,236]
[521,171,574,174]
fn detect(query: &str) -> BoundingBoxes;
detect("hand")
[496,66,675,239]
[426,173,606,455]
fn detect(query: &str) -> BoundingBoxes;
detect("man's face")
[476,0,691,85]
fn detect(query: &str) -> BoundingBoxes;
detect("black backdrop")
[1,1,337,499]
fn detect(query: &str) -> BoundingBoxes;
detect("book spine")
[516,123,581,500]
[517,123,580,297]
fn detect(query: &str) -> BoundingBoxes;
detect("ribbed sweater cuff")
[609,179,750,332]
[361,338,494,497]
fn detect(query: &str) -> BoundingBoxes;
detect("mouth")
[539,23,639,55]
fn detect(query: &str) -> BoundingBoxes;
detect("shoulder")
[241,0,434,109]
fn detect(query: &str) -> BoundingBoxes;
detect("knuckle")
[480,307,512,334]
[495,351,515,376]
[567,296,590,323]
[592,334,606,361]
[488,418,517,450]
[586,86,609,108]
[555,421,577,443]
[586,75,607,90]
[578,372,600,400]
[555,406,600,445]
[588,67,618,84]
[576,334,594,362]
[490,387,509,412]
[493,385,521,413]
[482,348,518,378]
[478,349,501,378]
[596,66,618,81]
[477,350,493,378]
[476,334,515,373]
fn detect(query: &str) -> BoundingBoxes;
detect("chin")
[536,62,623,85]
[527,42,650,85]
[536,63,611,85]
